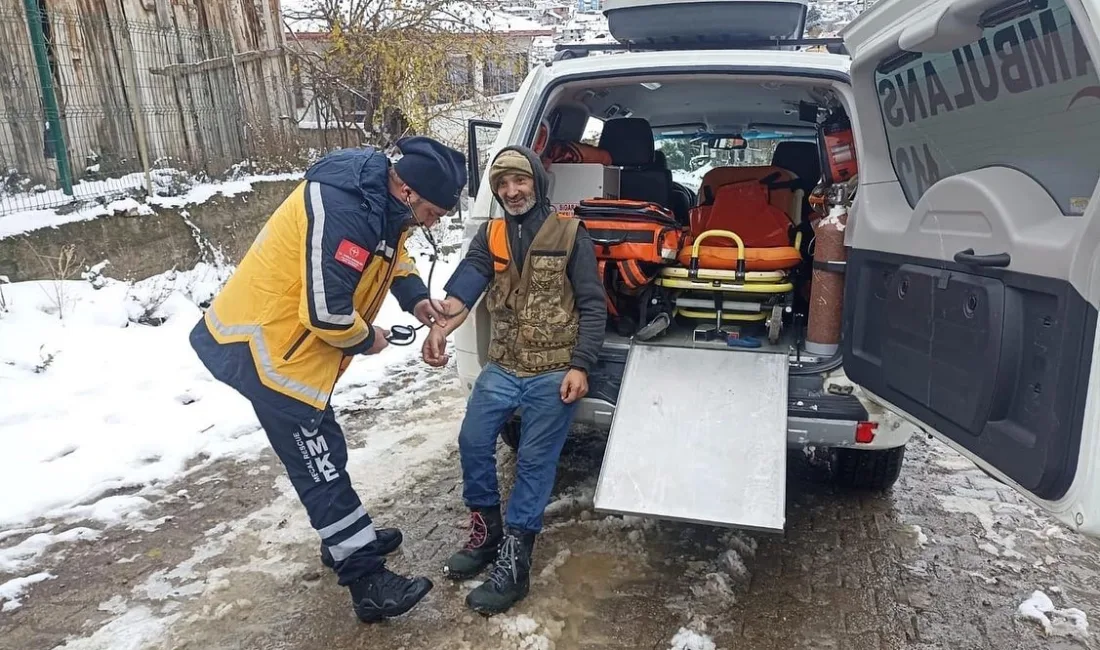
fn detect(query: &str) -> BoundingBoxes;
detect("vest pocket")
[519,320,578,346]
[521,252,568,317]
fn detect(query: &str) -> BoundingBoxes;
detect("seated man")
[422,146,606,614]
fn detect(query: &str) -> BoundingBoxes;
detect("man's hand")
[365,326,389,355]
[422,325,449,367]
[441,296,469,321]
[428,296,471,338]
[560,368,588,404]
[413,298,449,329]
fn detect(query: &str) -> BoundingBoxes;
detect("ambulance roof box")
[548,164,621,218]
[602,0,809,46]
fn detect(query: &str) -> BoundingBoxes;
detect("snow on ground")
[0,217,462,583]
[39,344,464,648]
[671,163,714,193]
[49,605,178,650]
[494,614,556,650]
[0,170,304,238]
[1016,590,1090,639]
[0,571,54,612]
[668,626,717,650]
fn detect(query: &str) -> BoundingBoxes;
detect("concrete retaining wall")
[0,180,300,283]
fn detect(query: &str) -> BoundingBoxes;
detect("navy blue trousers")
[252,401,384,586]
[189,322,384,585]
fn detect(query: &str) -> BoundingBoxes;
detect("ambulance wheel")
[830,445,905,491]
[499,416,521,451]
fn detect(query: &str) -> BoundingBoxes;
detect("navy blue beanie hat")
[393,136,467,212]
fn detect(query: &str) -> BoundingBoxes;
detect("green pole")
[22,0,73,196]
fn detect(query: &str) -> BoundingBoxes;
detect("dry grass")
[25,241,84,319]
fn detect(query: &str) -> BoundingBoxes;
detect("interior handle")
[953,248,1011,268]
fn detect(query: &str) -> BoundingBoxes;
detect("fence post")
[21,0,73,196]
[107,5,154,196]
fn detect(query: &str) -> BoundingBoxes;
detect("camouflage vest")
[485,213,581,377]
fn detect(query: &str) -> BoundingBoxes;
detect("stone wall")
[0,180,300,283]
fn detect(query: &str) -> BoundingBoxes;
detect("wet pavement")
[2,359,1098,650]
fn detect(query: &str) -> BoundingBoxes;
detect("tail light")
[855,421,878,444]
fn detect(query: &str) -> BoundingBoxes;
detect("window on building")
[431,54,475,104]
[874,0,1100,215]
[483,52,529,95]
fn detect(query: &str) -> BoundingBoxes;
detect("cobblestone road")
[3,362,1097,650]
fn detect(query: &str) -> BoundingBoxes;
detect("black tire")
[831,446,905,491]
[499,417,521,451]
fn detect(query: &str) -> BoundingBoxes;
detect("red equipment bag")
[544,140,614,165]
[573,198,685,264]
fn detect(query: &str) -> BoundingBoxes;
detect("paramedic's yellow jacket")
[189,147,428,415]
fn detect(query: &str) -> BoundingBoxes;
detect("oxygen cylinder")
[805,204,848,357]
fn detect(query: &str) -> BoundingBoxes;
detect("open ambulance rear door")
[840,0,1100,537]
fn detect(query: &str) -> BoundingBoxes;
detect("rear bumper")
[455,346,919,451]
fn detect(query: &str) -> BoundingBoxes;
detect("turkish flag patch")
[334,239,370,271]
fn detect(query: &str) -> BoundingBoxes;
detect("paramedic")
[421,145,606,614]
[188,136,466,623]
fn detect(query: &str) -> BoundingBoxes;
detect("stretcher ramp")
[593,343,788,532]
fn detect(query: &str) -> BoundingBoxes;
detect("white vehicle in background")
[452,0,1100,539]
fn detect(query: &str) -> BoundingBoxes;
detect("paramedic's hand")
[422,326,449,368]
[365,326,389,355]
[413,298,449,329]
[560,368,588,404]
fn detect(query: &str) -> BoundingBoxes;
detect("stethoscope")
[383,196,461,347]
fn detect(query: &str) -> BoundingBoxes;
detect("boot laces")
[465,511,489,550]
[374,567,410,592]
[489,535,519,590]
[355,567,406,597]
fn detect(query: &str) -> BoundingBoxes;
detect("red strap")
[616,260,653,290]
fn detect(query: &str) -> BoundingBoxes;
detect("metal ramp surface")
[593,343,789,532]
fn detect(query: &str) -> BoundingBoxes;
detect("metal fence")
[0,1,317,216]
[0,1,527,218]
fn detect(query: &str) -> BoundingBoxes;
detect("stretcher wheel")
[767,305,783,344]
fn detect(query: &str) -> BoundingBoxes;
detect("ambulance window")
[581,116,604,146]
[873,0,1100,216]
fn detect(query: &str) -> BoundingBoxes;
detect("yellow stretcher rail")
[658,267,788,283]
[656,277,795,293]
[674,308,768,322]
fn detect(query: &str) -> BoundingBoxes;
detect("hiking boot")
[349,566,433,623]
[443,506,503,580]
[321,527,403,569]
[635,311,670,341]
[465,527,536,616]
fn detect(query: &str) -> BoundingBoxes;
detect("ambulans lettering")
[874,0,1100,215]
[893,143,941,199]
[877,8,1091,128]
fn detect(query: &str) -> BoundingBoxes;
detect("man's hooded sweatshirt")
[444,145,606,374]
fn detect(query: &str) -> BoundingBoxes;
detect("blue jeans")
[458,363,578,534]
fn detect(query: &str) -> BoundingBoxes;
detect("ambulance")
[453,0,1100,537]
